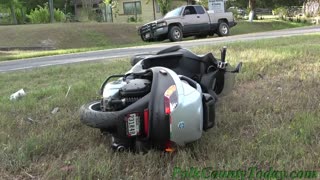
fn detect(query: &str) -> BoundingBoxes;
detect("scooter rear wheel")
[79,101,117,129]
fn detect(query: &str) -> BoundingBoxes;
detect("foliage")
[101,0,119,19]
[127,16,143,23]
[27,3,65,24]
[24,0,70,14]
[273,7,289,19]
[158,0,172,15]
[197,0,208,9]
[0,0,22,24]
[54,7,66,22]
[304,0,320,17]
[14,7,26,24]
[146,0,172,15]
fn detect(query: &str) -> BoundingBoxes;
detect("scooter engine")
[101,78,151,111]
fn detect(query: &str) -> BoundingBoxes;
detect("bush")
[273,7,289,19]
[126,16,142,23]
[27,3,65,23]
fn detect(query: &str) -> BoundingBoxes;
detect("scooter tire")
[79,101,117,129]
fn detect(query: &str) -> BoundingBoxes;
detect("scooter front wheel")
[79,101,118,129]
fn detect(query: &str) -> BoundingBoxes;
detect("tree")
[0,0,23,24]
[23,0,68,14]
[147,0,172,15]
[157,0,172,15]
[10,0,18,24]
[248,0,256,22]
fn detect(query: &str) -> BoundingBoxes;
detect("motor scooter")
[80,46,242,152]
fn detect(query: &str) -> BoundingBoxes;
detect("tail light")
[143,109,149,136]
[164,85,178,115]
[164,85,178,151]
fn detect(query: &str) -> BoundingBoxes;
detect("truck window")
[164,7,183,18]
[194,6,205,14]
[184,6,197,15]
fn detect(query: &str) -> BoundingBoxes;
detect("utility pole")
[49,0,54,23]
[152,0,156,20]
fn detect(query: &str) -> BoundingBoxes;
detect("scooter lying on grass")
[80,46,242,152]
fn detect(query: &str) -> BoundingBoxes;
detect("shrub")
[54,8,66,22]
[27,3,65,23]
[273,7,289,19]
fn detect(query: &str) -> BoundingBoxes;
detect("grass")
[231,19,309,35]
[1,34,320,179]
[0,20,312,61]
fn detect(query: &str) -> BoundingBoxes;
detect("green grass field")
[0,34,319,179]
[0,20,311,61]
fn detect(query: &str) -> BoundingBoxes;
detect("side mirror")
[183,10,190,16]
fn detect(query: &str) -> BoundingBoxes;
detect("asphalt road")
[1,26,319,73]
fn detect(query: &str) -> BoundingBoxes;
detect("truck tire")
[168,26,183,42]
[217,22,230,37]
[141,34,151,42]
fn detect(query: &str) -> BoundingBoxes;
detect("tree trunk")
[49,0,54,23]
[10,2,18,24]
[152,0,156,20]
[21,8,25,24]
[248,0,256,22]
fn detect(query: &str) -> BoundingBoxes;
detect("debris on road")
[25,117,35,123]
[65,85,72,98]
[10,89,26,100]
[51,107,60,114]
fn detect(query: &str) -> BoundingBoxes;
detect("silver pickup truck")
[138,5,237,42]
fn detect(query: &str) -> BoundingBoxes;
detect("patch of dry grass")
[0,23,143,49]
[0,34,319,179]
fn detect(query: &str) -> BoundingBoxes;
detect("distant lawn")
[0,34,319,179]
[0,20,312,61]
[231,19,309,35]
[0,23,144,49]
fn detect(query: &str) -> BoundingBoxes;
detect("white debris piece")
[10,89,26,100]
[51,107,60,114]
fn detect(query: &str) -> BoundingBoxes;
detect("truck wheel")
[217,22,230,37]
[168,26,183,42]
[141,34,151,42]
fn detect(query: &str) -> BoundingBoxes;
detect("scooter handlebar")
[221,46,227,62]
